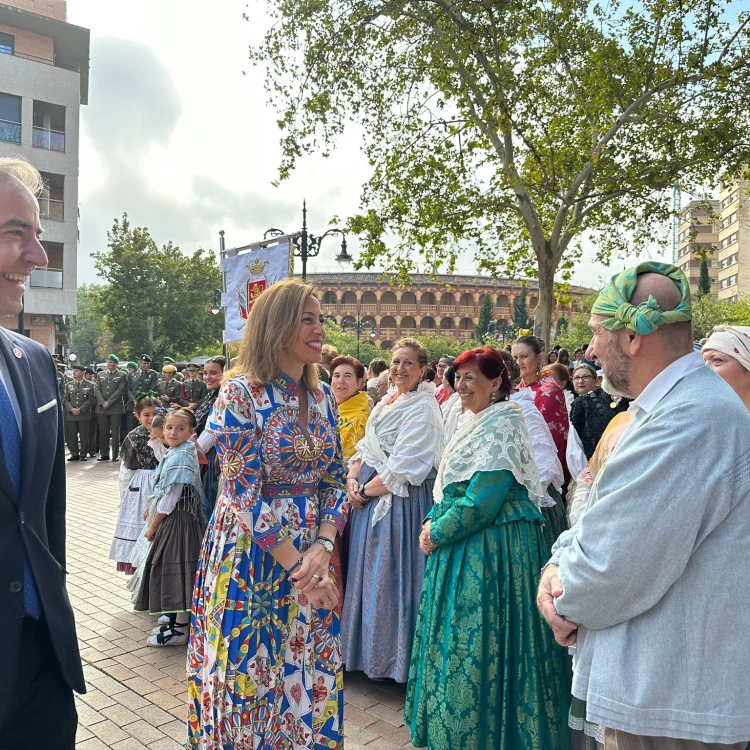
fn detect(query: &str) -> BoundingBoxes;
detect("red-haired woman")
[405,347,571,750]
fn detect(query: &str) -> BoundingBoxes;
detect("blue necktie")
[0,374,41,619]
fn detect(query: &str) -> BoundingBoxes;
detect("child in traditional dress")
[134,408,206,647]
[110,397,159,574]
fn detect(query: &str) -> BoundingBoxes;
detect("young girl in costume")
[110,397,159,574]
[134,408,206,647]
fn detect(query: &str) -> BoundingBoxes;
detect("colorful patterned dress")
[187,372,349,750]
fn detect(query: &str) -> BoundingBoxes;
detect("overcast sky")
[67,0,674,291]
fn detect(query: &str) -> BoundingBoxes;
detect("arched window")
[459,292,474,307]
[440,317,455,330]
[322,291,337,305]
[440,292,455,306]
[361,291,377,306]
[420,316,436,329]
[459,317,474,330]
[342,290,357,305]
[496,294,509,308]
[380,315,397,330]
[421,292,436,305]
[380,341,393,350]
[401,316,416,329]
[381,291,397,305]
[401,291,417,305]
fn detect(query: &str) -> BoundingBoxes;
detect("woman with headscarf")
[702,325,750,410]
[405,347,571,750]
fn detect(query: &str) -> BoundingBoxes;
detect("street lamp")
[342,310,377,359]
[210,289,222,315]
[265,199,353,280]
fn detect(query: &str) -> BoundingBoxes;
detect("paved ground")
[66,459,413,749]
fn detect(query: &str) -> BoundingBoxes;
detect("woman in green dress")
[405,346,571,750]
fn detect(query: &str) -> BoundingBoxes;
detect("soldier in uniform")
[181,363,207,409]
[85,367,98,457]
[62,363,96,461]
[122,361,138,441]
[95,354,127,461]
[162,356,184,382]
[157,363,186,406]
[126,354,159,431]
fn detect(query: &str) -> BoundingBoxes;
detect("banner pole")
[219,230,229,364]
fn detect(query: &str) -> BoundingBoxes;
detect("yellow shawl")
[338,391,371,462]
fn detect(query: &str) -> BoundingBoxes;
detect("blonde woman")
[187,279,348,749]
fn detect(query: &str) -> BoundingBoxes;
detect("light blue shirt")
[551,357,750,743]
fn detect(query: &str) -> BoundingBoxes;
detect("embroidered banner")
[221,239,292,343]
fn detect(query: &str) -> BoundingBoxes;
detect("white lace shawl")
[353,385,444,526]
[433,400,544,508]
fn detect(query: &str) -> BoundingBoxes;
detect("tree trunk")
[534,254,556,347]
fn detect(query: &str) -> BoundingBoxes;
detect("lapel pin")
[12,347,22,359]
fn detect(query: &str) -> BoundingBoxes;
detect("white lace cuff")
[378,466,409,498]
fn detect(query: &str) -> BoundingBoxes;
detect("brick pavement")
[66,460,413,749]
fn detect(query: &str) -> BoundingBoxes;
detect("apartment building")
[675,199,721,295]
[0,0,89,354]
[716,180,748,302]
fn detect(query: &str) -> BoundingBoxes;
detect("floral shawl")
[337,391,371,463]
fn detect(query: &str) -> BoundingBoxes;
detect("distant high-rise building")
[716,179,748,302]
[0,0,89,354]
[675,199,721,296]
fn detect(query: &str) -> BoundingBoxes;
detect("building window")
[38,172,64,221]
[31,242,63,289]
[0,32,13,55]
[32,100,65,151]
[0,92,21,144]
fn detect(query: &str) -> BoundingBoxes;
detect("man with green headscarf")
[538,263,750,749]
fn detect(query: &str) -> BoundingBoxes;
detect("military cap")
[162,364,178,373]
[126,361,138,370]
[139,354,152,363]
[163,356,175,363]
[72,363,86,371]
[107,354,120,363]
[185,363,200,371]
[85,367,95,375]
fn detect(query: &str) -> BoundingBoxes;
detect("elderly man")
[537,263,750,749]
[0,157,84,748]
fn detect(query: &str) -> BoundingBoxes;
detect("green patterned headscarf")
[591,262,692,335]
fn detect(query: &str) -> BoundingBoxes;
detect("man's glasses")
[573,375,594,382]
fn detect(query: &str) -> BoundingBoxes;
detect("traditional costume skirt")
[134,487,206,615]
[541,484,569,556]
[340,463,436,682]
[110,467,157,574]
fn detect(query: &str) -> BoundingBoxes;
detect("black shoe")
[112,457,119,462]
[67,456,80,462]
[80,457,88,462]
[97,456,109,462]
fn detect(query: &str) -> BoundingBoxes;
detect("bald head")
[630,272,693,352]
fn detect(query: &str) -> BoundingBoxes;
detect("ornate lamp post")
[265,199,353,280]
[342,310,377,359]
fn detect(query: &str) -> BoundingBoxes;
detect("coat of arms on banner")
[238,257,270,320]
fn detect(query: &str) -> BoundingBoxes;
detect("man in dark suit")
[0,157,85,749]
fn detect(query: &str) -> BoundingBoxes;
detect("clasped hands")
[346,477,368,509]
[536,565,578,646]
[291,543,340,611]
[419,520,437,556]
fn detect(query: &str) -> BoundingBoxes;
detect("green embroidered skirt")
[405,471,572,750]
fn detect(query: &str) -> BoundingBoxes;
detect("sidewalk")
[66,460,413,749]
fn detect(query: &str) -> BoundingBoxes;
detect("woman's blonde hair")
[225,278,320,389]
[391,337,428,367]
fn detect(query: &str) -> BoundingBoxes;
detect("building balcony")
[400,304,417,312]
[379,328,397,338]
[496,306,511,315]
[340,304,358,313]
[30,268,63,289]
[380,304,397,312]
[33,126,65,152]
[420,304,437,313]
[460,306,475,314]
[39,197,64,221]
[360,303,377,312]
[0,119,21,144]
[321,303,338,313]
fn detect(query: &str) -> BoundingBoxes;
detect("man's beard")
[601,334,634,398]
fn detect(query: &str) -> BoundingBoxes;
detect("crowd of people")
[3,157,750,750]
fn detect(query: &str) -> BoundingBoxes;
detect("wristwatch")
[358,482,370,500]
[315,537,335,554]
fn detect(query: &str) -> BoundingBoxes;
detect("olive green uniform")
[181,377,207,406]
[63,378,96,458]
[95,369,127,459]
[157,377,186,406]
[126,368,159,430]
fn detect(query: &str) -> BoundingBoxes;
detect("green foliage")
[250,0,750,342]
[692,294,750,340]
[513,287,532,332]
[553,314,593,352]
[474,294,494,343]
[323,322,380,365]
[92,214,223,361]
[408,332,471,362]
[71,283,105,367]
[698,260,711,297]
[556,315,568,335]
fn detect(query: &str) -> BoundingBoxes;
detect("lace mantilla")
[433,400,544,508]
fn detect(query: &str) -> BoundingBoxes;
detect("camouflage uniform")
[95,368,127,460]
[63,375,96,460]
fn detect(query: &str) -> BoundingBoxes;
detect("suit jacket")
[0,329,85,724]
